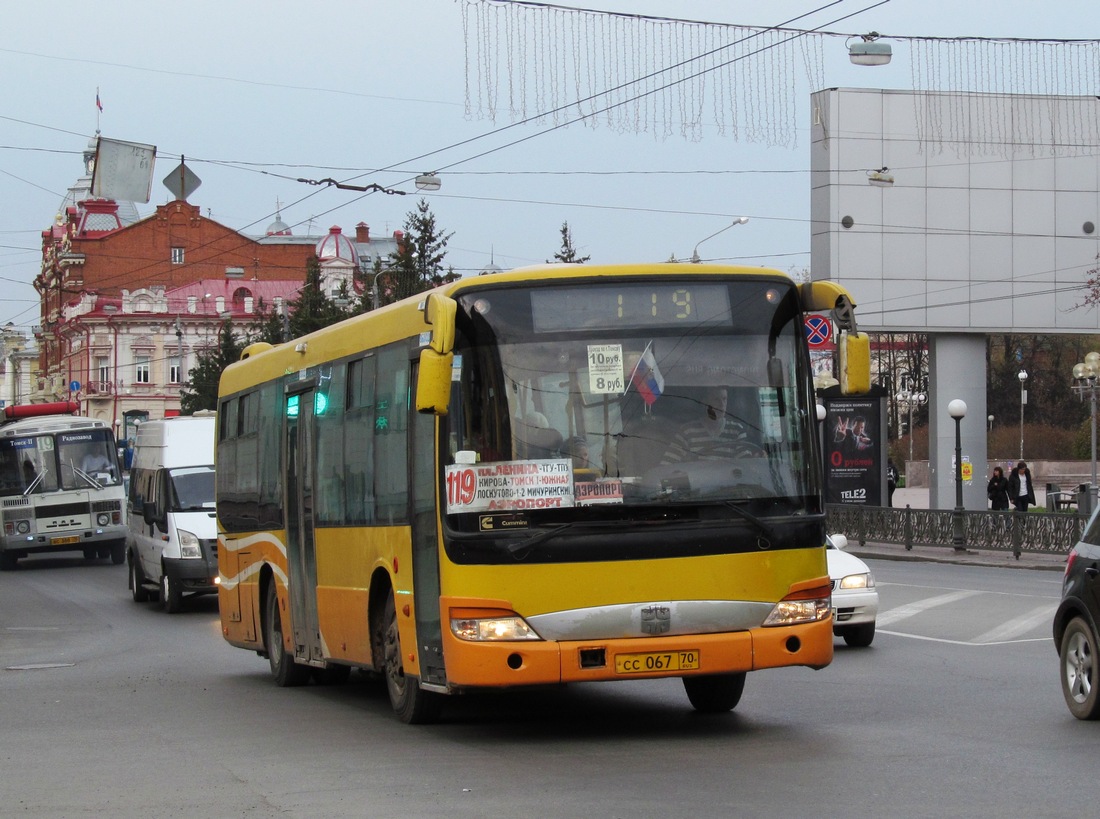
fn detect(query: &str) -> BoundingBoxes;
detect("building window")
[225,266,244,278]
[169,356,182,384]
[135,356,151,384]
[97,356,110,384]
[171,247,185,265]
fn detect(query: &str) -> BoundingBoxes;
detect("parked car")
[1053,509,1100,719]
[827,534,878,647]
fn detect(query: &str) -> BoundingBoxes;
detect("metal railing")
[826,504,1086,560]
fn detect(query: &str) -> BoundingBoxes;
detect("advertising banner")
[824,395,884,505]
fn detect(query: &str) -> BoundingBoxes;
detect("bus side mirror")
[422,292,457,354]
[839,331,871,395]
[416,350,454,415]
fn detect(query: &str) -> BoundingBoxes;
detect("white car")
[826,534,879,647]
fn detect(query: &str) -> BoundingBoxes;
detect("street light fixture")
[690,216,748,263]
[895,374,927,467]
[949,399,967,551]
[1018,369,1028,460]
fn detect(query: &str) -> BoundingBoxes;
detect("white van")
[126,414,217,613]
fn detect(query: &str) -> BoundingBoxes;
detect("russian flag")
[630,346,664,406]
[96,90,103,111]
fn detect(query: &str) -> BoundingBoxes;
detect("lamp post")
[1018,369,1028,460]
[987,414,994,432]
[895,374,927,467]
[949,399,967,551]
[690,217,748,263]
[1071,351,1100,490]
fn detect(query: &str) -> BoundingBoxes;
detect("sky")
[2,0,1097,335]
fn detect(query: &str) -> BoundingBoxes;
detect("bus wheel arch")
[370,573,442,724]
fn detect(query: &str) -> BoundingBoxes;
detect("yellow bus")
[215,263,869,723]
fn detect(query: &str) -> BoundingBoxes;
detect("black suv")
[1054,510,1100,719]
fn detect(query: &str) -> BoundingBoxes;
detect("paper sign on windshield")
[445,460,575,513]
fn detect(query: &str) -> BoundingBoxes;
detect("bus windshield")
[0,429,122,496]
[444,278,819,523]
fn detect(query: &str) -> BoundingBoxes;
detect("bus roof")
[0,415,111,438]
[218,262,796,398]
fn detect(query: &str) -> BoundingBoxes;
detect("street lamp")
[895,375,927,467]
[949,399,967,551]
[1071,351,1100,489]
[1018,370,1028,460]
[988,414,994,432]
[690,217,748,263]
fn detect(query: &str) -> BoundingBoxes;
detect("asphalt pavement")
[841,486,1070,572]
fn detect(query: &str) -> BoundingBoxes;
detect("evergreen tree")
[288,255,343,338]
[382,199,458,307]
[548,221,591,264]
[180,319,245,414]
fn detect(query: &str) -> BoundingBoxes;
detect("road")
[0,554,1087,818]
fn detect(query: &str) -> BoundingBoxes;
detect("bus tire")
[110,541,125,565]
[381,593,441,724]
[264,583,309,687]
[130,555,151,603]
[161,572,183,614]
[682,672,746,713]
[0,551,17,571]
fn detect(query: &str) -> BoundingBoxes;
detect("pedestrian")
[987,465,1010,510]
[1007,461,1035,512]
[887,458,898,506]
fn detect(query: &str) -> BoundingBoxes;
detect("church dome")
[315,225,359,265]
[266,216,292,236]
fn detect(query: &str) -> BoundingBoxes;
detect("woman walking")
[987,466,1010,510]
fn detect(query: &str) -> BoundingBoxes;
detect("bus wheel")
[381,594,441,724]
[130,556,151,603]
[0,551,17,571]
[264,583,309,687]
[161,573,184,614]
[683,672,747,713]
[110,541,125,565]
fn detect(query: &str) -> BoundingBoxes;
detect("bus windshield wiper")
[23,468,46,495]
[71,463,103,489]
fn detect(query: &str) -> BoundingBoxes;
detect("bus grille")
[36,502,90,520]
[3,497,31,509]
[92,499,121,512]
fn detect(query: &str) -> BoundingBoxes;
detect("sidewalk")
[842,486,1070,572]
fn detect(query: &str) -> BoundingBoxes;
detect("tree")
[180,319,245,414]
[548,221,590,264]
[288,255,344,338]
[381,198,458,307]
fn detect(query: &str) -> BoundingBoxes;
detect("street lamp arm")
[690,217,748,263]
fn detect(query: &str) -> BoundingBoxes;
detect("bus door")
[410,368,446,689]
[285,386,323,666]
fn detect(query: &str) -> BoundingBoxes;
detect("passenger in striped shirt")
[661,386,762,464]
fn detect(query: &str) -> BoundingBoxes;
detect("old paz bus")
[0,402,127,569]
[216,263,870,723]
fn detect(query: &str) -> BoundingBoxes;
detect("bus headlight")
[178,529,201,559]
[450,615,541,641]
[96,513,111,527]
[15,520,31,535]
[762,582,832,626]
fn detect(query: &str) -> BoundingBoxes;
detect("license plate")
[51,536,79,546]
[615,650,700,674]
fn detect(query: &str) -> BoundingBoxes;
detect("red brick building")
[35,139,399,438]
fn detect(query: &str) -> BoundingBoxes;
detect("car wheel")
[129,556,151,603]
[682,672,747,713]
[842,622,876,648]
[380,593,441,724]
[1060,616,1100,720]
[161,572,183,614]
[264,583,310,687]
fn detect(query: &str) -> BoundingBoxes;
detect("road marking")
[877,630,1049,646]
[876,590,980,627]
[5,663,75,671]
[971,604,1057,644]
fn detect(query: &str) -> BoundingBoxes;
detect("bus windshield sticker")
[574,479,624,506]
[587,344,625,395]
[445,460,576,514]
